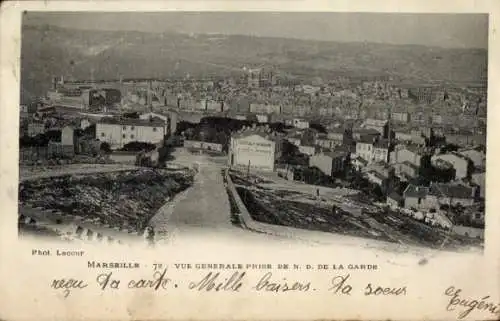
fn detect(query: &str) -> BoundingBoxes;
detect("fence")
[20,144,75,162]
[184,140,223,152]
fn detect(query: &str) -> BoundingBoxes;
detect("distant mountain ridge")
[20,24,487,103]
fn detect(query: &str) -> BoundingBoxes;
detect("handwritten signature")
[445,286,500,319]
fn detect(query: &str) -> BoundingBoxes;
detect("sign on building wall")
[233,136,275,170]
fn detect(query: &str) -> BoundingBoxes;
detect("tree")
[83,124,96,137]
[158,144,174,164]
[100,142,111,154]
[183,128,196,140]
[199,123,217,142]
[371,184,384,201]
[214,131,229,151]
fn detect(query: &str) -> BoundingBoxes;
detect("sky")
[24,12,488,49]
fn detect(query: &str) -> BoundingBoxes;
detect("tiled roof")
[327,127,345,134]
[368,170,387,181]
[321,149,348,159]
[388,192,404,202]
[403,184,429,198]
[335,144,356,154]
[429,183,473,199]
[232,127,282,141]
[316,133,328,139]
[364,118,388,127]
[98,117,165,127]
[373,139,390,149]
[357,136,376,144]
[353,128,380,135]
[401,160,419,170]
[354,157,368,165]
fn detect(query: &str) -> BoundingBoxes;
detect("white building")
[309,150,348,176]
[228,128,282,172]
[391,145,425,167]
[292,118,309,129]
[363,119,388,136]
[458,148,486,169]
[61,126,74,146]
[27,122,45,137]
[139,112,172,135]
[298,145,317,156]
[96,117,166,149]
[366,170,388,188]
[250,103,281,114]
[355,138,390,165]
[197,100,225,112]
[256,114,269,123]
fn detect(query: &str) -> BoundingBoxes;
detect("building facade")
[228,131,282,172]
[391,145,424,167]
[393,161,419,181]
[96,118,166,149]
[250,103,282,115]
[309,151,347,176]
[391,112,409,123]
[292,118,310,129]
[27,122,45,137]
[363,119,388,137]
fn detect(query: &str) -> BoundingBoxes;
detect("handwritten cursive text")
[445,286,500,319]
[253,272,311,292]
[188,271,245,292]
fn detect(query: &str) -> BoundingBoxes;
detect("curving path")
[149,149,236,240]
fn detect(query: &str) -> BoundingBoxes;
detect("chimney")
[147,81,153,110]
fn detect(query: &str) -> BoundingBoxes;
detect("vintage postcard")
[0,1,499,320]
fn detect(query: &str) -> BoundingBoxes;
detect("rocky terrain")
[19,168,195,231]
[230,172,483,251]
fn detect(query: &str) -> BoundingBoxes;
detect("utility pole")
[386,98,393,164]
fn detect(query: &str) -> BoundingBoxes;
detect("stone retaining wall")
[223,169,439,255]
[18,205,145,245]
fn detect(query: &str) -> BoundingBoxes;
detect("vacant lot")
[231,172,482,250]
[19,168,195,232]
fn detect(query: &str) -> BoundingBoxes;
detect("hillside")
[20,25,488,103]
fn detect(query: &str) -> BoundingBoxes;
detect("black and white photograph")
[18,11,488,253]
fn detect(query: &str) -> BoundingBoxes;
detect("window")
[153,127,157,132]
[122,134,125,138]
[131,134,135,139]
[131,126,135,130]
[101,133,105,137]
